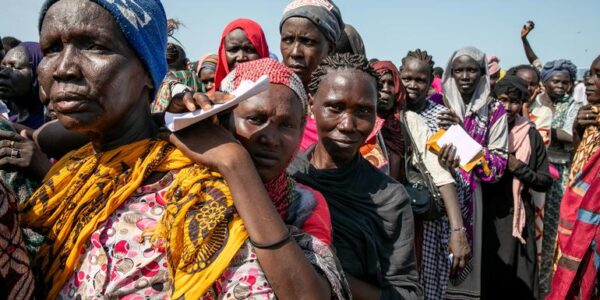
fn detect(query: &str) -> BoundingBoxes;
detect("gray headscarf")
[280,0,344,44]
[442,46,491,122]
[335,23,366,57]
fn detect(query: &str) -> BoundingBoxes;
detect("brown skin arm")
[168,122,331,299]
[521,21,539,65]
[555,129,573,143]
[438,184,470,272]
[346,274,381,300]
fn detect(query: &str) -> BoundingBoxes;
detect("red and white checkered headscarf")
[220,58,308,117]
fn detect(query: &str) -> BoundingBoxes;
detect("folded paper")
[165,75,270,132]
[427,125,490,175]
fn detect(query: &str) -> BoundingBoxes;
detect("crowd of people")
[0,0,598,299]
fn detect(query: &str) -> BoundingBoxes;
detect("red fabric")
[359,116,385,155]
[372,61,403,102]
[300,116,318,152]
[431,77,443,94]
[371,60,405,155]
[263,171,331,245]
[213,18,269,91]
[230,58,295,90]
[297,183,332,245]
[265,173,293,220]
[548,149,600,300]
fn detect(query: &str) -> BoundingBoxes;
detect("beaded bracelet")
[249,229,292,249]
[450,226,467,233]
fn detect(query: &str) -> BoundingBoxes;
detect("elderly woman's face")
[544,72,571,100]
[38,0,152,135]
[0,46,33,100]
[312,69,377,164]
[452,55,483,100]
[280,17,331,86]
[230,84,303,182]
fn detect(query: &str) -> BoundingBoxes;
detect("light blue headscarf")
[39,0,168,96]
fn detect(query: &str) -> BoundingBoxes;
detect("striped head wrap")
[197,53,218,74]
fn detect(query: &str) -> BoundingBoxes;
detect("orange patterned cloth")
[19,139,247,299]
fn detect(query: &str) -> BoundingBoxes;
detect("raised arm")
[521,21,540,67]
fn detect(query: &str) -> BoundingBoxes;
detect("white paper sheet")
[436,124,483,165]
[164,75,270,132]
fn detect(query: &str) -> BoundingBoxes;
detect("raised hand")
[521,20,535,39]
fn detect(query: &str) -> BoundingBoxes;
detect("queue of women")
[0,0,598,299]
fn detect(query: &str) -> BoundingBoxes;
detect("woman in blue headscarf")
[536,58,583,295]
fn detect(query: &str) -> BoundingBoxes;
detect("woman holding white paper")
[436,46,509,299]
[398,49,471,299]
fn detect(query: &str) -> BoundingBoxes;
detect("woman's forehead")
[453,55,480,67]
[323,69,374,88]
[42,0,116,34]
[3,46,28,63]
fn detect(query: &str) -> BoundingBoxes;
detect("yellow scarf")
[19,139,247,299]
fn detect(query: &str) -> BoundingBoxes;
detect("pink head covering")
[487,55,501,76]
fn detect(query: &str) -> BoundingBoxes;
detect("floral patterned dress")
[58,172,347,299]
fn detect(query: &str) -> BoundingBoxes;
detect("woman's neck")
[90,103,158,153]
[309,142,354,170]
[461,93,473,105]
[407,97,428,112]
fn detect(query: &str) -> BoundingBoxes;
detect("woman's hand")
[166,120,248,170]
[0,130,51,179]
[167,91,233,113]
[575,104,599,135]
[448,230,470,274]
[438,143,460,170]
[437,109,461,129]
[507,154,523,172]
[521,20,535,39]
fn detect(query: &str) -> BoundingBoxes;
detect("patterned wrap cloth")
[20,140,247,299]
[548,148,600,299]
[0,179,34,299]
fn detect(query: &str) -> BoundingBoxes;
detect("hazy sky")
[1,0,598,75]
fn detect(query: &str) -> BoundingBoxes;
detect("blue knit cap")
[39,0,168,97]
